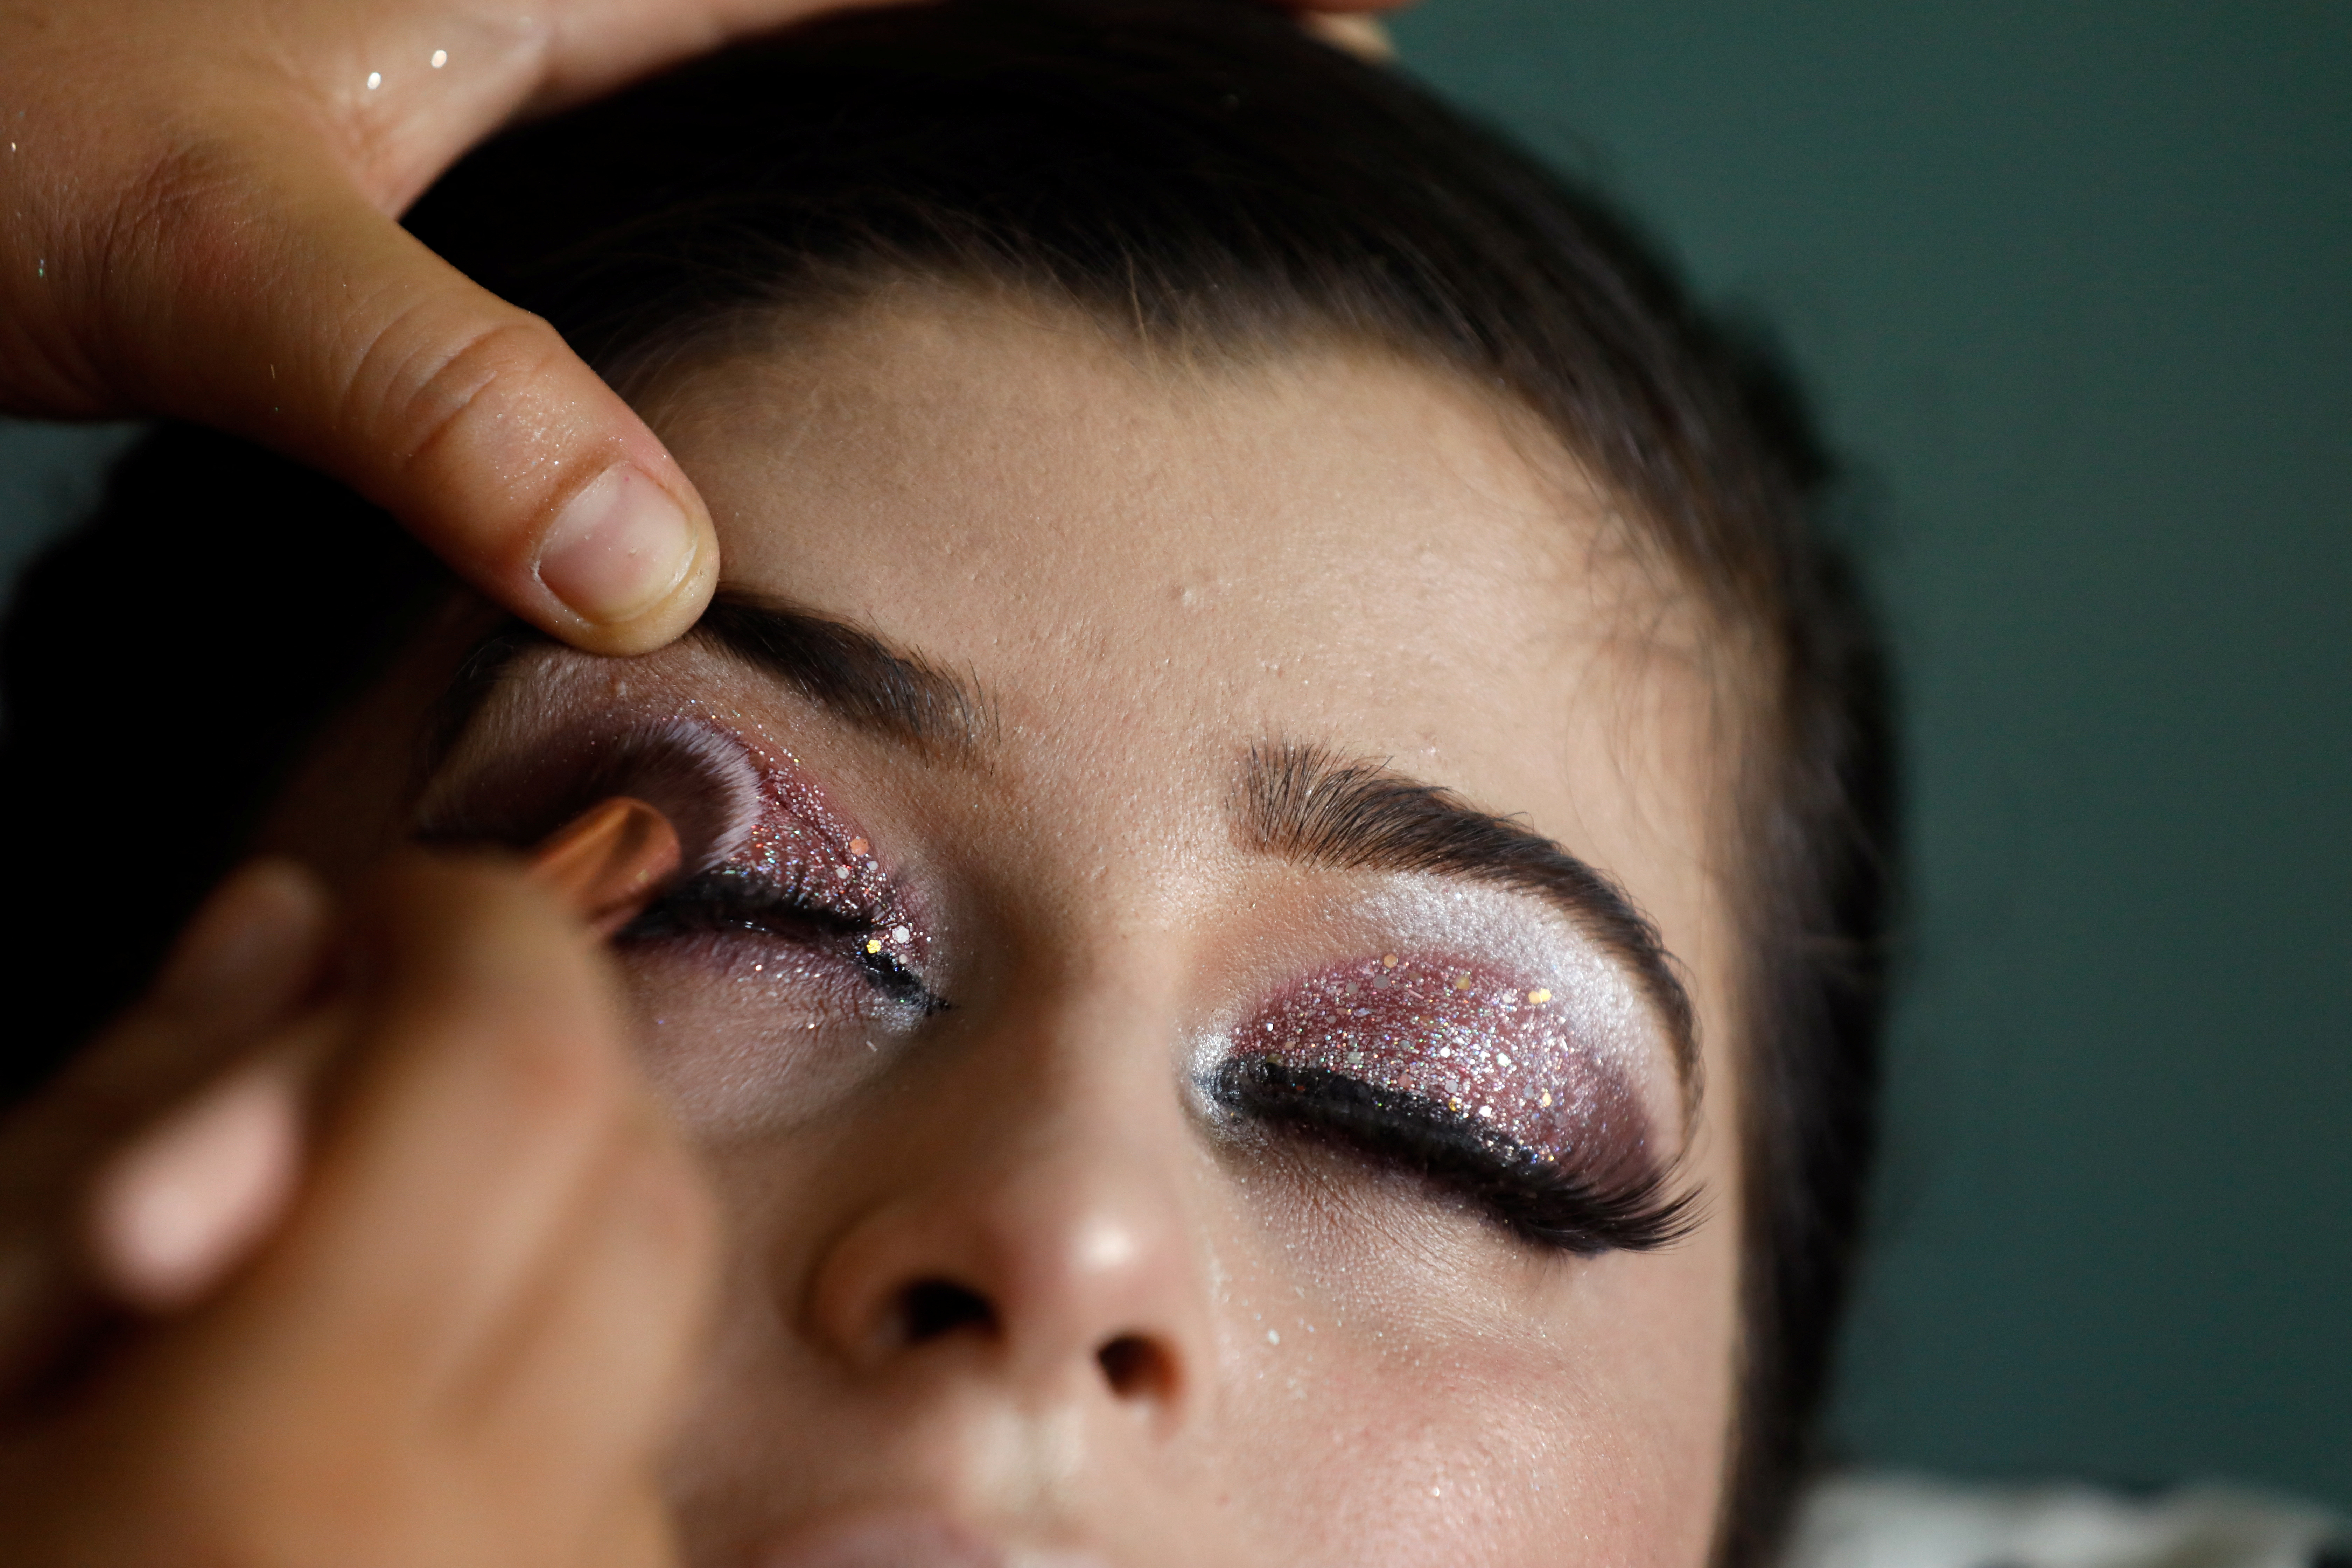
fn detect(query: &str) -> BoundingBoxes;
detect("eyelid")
[1303,878,1691,1128]
[1231,950,1660,1167]
[629,866,946,1014]
[1204,941,1687,1252]
[420,652,954,1027]
[1209,1057,1697,1255]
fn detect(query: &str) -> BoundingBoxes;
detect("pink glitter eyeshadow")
[1232,954,1650,1171]
[706,735,927,967]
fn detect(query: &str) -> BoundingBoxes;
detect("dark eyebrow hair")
[693,592,991,756]
[424,590,992,772]
[1234,741,1699,1088]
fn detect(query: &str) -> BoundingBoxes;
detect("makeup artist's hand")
[0,0,1404,657]
[0,863,332,1400]
[0,855,718,1567]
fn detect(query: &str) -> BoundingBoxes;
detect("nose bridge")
[802,963,1214,1419]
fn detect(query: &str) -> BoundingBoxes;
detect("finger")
[0,861,328,1391]
[517,0,910,111]
[456,1104,716,1525]
[83,795,685,1320]
[9,860,330,1156]
[82,1052,308,1314]
[96,132,715,653]
[1301,12,1397,58]
[226,854,639,1392]
[527,0,1409,109]
[586,1481,691,1568]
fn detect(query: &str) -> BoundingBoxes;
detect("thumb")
[113,136,716,654]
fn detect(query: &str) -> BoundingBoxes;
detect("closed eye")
[1210,1056,1699,1255]
[623,869,946,1014]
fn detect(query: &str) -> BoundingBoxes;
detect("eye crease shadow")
[1229,954,1653,1172]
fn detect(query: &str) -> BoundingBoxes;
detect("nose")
[803,1090,1208,1428]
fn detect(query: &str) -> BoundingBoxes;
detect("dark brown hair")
[0,3,1896,1558]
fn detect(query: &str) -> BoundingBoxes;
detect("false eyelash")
[621,867,944,1013]
[1210,1057,1700,1256]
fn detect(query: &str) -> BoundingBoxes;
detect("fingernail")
[1304,13,1396,61]
[537,465,698,625]
[152,860,328,1015]
[85,1063,303,1311]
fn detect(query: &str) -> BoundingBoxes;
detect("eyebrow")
[430,591,992,765]
[1234,741,1699,1086]
[693,593,991,757]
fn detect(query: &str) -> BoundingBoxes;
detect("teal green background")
[1389,1,2350,1508]
[2,0,2345,1515]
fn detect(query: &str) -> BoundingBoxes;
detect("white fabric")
[1785,1473,2346,1568]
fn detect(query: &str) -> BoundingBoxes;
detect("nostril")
[1095,1333,1176,1403]
[896,1278,996,1346]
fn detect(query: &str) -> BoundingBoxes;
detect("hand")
[0,0,871,653]
[0,0,1404,657]
[0,855,718,1567]
[0,862,332,1399]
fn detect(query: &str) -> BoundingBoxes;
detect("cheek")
[1206,1174,1737,1567]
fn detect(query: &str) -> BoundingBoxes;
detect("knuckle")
[345,307,574,495]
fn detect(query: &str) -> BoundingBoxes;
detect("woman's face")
[308,293,1748,1567]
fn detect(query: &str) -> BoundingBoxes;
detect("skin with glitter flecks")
[1230,954,1652,1175]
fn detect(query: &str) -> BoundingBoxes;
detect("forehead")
[645,295,1721,839]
